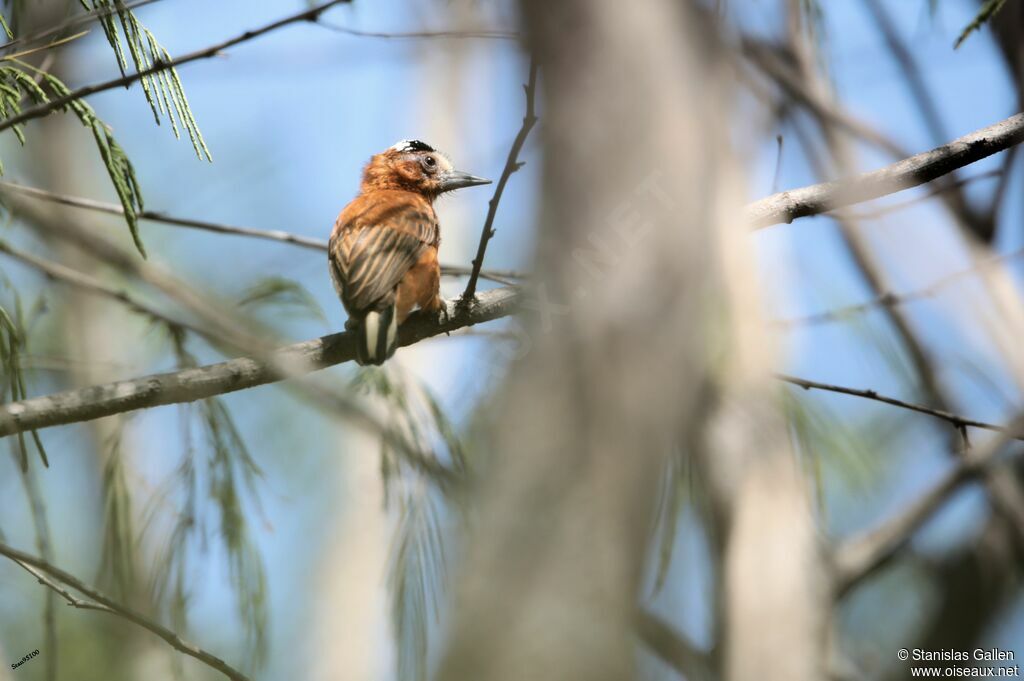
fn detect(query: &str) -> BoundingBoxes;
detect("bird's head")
[361,139,491,199]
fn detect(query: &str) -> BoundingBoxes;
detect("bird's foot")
[436,300,452,330]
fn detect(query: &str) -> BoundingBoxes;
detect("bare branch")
[0,180,328,250]
[0,286,518,439]
[0,0,352,136]
[833,413,1024,594]
[0,541,250,681]
[316,21,519,41]
[778,373,1024,440]
[747,112,1024,228]
[0,181,527,282]
[460,60,538,303]
[0,238,199,333]
[740,37,906,159]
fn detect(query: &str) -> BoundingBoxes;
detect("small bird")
[329,140,491,365]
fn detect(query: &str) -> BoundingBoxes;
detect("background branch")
[833,413,1024,594]
[747,112,1024,228]
[0,540,251,681]
[772,245,1024,328]
[0,181,526,282]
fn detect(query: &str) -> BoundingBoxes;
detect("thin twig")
[0,0,164,53]
[747,112,1024,228]
[0,181,527,282]
[771,134,784,194]
[771,246,1024,328]
[778,373,1023,440]
[0,541,251,681]
[833,169,1001,222]
[861,0,949,145]
[0,238,201,334]
[741,37,906,159]
[0,30,89,62]
[11,448,57,681]
[316,21,519,41]
[985,144,1019,230]
[460,60,538,305]
[0,0,352,135]
[0,180,328,249]
[833,412,1024,594]
[860,0,994,241]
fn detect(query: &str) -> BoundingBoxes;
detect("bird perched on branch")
[329,140,491,365]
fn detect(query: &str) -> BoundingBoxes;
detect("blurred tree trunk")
[308,430,394,681]
[435,1,826,680]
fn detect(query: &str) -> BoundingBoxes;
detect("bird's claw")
[437,302,451,327]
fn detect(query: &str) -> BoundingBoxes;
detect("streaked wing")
[330,206,438,313]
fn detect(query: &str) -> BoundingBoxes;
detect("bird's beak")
[439,169,492,192]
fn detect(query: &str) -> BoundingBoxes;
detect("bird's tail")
[353,305,398,366]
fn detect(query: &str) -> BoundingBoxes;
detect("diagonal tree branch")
[316,21,519,41]
[0,540,250,681]
[778,374,1024,441]
[0,286,518,438]
[0,238,200,333]
[833,413,1024,594]
[460,60,538,304]
[0,180,330,249]
[771,245,1024,328]
[747,111,1024,228]
[0,0,352,136]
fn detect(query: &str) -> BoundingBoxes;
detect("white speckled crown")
[389,139,435,153]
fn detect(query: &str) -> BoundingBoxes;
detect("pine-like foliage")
[141,323,268,669]
[0,0,22,38]
[0,1,212,256]
[79,0,211,160]
[0,62,147,254]
[352,366,467,681]
[0,274,49,470]
[955,0,1009,48]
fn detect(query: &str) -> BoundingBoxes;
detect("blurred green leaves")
[0,274,49,469]
[351,366,467,681]
[0,62,146,255]
[955,0,1008,48]
[237,276,327,325]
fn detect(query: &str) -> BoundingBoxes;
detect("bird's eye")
[423,156,437,170]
